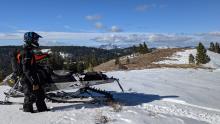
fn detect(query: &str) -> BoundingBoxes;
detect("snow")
[205,51,220,69]
[41,49,52,54]
[154,49,197,64]
[1,68,220,124]
[59,52,70,58]
[154,49,220,69]
[0,49,220,124]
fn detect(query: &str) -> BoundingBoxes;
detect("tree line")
[209,42,220,53]
[0,45,134,81]
[115,42,150,69]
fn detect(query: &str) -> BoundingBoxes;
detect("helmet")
[24,32,42,48]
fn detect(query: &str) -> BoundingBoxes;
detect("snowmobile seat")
[83,72,107,81]
[51,70,76,83]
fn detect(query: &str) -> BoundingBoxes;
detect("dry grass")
[94,48,203,71]
[107,100,123,112]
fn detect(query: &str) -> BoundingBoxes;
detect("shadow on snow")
[51,91,179,111]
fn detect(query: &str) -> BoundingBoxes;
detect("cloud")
[1,31,220,47]
[135,4,166,12]
[0,31,102,41]
[95,22,104,29]
[136,4,157,12]
[16,30,29,33]
[136,4,151,11]
[147,34,193,42]
[85,15,102,21]
[93,34,149,43]
[39,40,68,46]
[196,32,220,37]
[93,33,194,44]
[110,26,123,32]
[0,33,23,40]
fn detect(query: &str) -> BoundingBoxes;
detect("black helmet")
[24,32,42,48]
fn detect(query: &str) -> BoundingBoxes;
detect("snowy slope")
[0,49,220,124]
[0,68,220,124]
[154,49,197,64]
[154,49,220,69]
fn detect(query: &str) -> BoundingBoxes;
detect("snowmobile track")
[138,99,220,124]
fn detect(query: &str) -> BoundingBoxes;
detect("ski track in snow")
[137,99,220,124]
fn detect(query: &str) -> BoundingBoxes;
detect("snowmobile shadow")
[51,102,105,111]
[51,92,178,111]
[111,92,179,106]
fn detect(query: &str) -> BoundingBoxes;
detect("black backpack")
[10,49,23,77]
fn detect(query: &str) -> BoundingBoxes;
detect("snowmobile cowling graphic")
[0,50,124,105]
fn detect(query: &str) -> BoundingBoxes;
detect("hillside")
[0,46,133,80]
[94,48,202,72]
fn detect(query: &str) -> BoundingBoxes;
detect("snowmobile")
[0,50,124,105]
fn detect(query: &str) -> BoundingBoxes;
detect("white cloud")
[147,34,193,42]
[0,31,102,41]
[110,26,123,32]
[95,22,104,29]
[93,33,194,44]
[16,30,30,33]
[39,40,67,46]
[85,15,102,21]
[136,4,156,12]
[136,4,151,11]
[0,33,23,40]
[0,31,220,47]
[196,32,220,37]
[208,32,220,36]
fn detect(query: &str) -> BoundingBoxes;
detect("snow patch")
[154,49,196,64]
[154,49,220,69]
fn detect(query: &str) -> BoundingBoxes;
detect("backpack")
[10,49,23,76]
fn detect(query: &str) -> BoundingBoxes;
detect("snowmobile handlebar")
[112,78,124,92]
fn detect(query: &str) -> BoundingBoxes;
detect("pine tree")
[133,45,138,53]
[215,42,220,53]
[139,43,144,54]
[196,42,210,64]
[77,62,84,73]
[188,54,195,64]
[143,42,149,53]
[49,52,64,70]
[68,62,78,72]
[209,42,215,51]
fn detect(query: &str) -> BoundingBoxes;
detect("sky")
[0,0,220,47]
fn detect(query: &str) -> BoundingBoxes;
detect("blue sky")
[0,0,220,47]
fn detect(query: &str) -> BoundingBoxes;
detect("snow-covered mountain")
[0,49,220,124]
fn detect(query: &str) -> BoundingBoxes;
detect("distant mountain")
[99,44,119,50]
